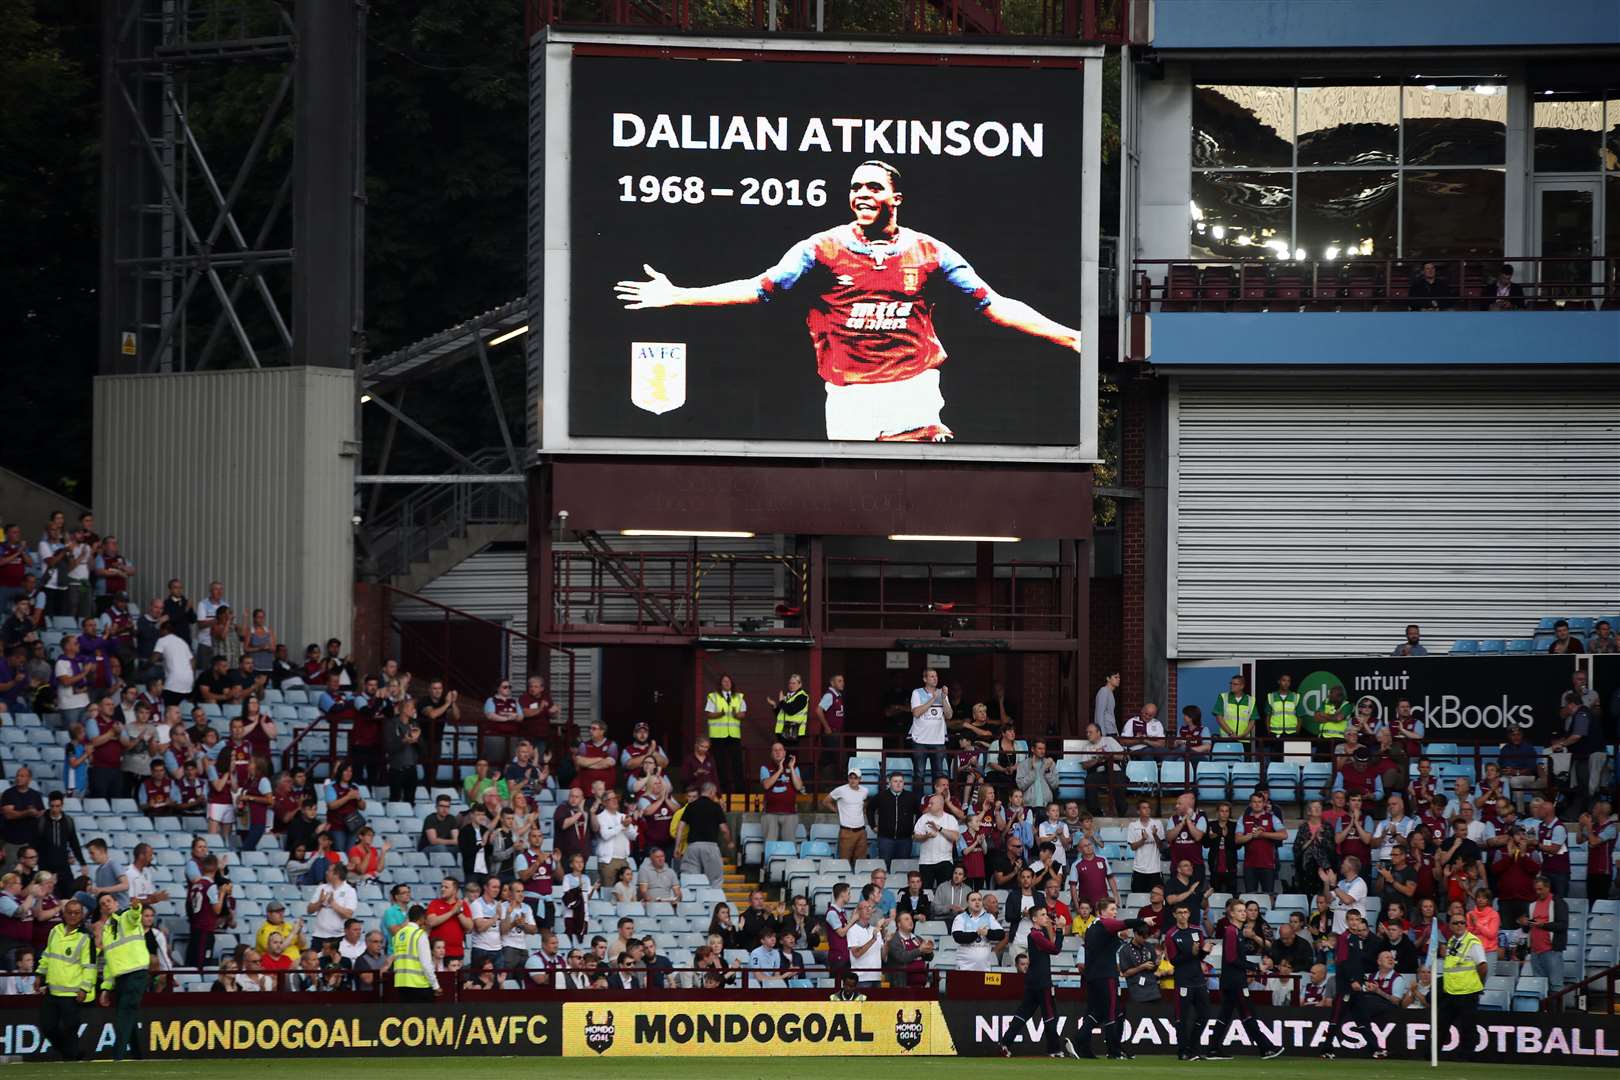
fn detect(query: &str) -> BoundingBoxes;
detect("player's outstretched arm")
[614,264,763,310]
[981,295,1083,353]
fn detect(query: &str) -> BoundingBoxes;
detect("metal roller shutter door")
[1169,373,1620,658]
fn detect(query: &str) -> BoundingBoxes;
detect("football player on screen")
[614,160,1082,442]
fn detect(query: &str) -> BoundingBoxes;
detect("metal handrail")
[1131,255,1620,314]
[363,448,526,581]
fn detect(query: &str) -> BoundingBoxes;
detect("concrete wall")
[92,367,356,653]
[0,468,88,537]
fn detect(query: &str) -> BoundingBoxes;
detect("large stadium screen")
[535,35,1101,461]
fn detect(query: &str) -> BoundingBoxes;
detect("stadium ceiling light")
[359,394,372,404]
[620,529,757,539]
[487,324,529,347]
[888,534,1021,543]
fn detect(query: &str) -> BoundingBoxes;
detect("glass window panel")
[1605,96,1620,175]
[1296,170,1397,262]
[1402,84,1507,165]
[1534,97,1603,173]
[1190,171,1293,260]
[1401,169,1505,260]
[1297,85,1399,166]
[1193,85,1293,168]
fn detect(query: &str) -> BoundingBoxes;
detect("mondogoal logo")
[1296,670,1533,731]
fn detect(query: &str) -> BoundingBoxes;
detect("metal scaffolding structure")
[99,0,364,376]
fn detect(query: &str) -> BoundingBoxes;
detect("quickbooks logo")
[1296,670,1345,718]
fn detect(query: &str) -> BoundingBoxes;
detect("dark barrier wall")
[1252,655,1580,743]
[948,1002,1620,1065]
[4,998,1619,1063]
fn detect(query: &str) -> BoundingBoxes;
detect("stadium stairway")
[723,859,758,906]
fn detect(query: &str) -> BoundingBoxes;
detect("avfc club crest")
[894,1008,924,1052]
[630,342,687,415]
[902,267,920,294]
[584,1010,616,1054]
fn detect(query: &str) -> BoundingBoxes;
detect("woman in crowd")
[609,864,637,904]
[243,609,277,673]
[323,760,365,854]
[707,903,742,950]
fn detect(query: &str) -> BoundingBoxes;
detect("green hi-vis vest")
[1267,691,1301,735]
[705,691,745,740]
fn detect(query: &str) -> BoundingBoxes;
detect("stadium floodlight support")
[99,0,365,377]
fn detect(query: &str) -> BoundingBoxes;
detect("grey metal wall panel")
[1169,373,1620,657]
[92,368,356,656]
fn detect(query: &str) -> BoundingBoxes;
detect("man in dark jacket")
[867,773,919,862]
[383,698,422,804]
[34,792,84,899]
[1075,899,1150,1059]
[997,906,1076,1058]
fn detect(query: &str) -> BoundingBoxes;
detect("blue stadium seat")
[1534,617,1567,631]
[1265,762,1301,804]
[1448,639,1478,653]
[1195,762,1229,801]
[1504,639,1534,654]
[1158,760,1190,793]
[1125,760,1158,796]
[1477,640,1506,653]
[1229,762,1261,802]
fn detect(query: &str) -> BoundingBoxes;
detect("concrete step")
[388,520,524,592]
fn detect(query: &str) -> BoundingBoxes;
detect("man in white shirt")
[846,900,887,985]
[305,864,357,948]
[1373,793,1417,863]
[195,581,232,656]
[499,882,538,975]
[467,875,504,971]
[126,842,171,908]
[1125,799,1166,893]
[593,791,636,890]
[912,793,961,890]
[52,634,93,728]
[1321,855,1368,933]
[1075,721,1126,815]
[822,770,871,862]
[951,891,1006,971]
[908,669,952,789]
[1120,703,1167,755]
[152,621,194,707]
[338,918,367,963]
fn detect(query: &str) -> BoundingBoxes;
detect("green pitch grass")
[1,1058,1603,1079]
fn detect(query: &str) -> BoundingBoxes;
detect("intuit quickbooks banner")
[1253,654,1578,743]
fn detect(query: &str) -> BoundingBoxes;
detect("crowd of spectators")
[1,517,1615,1015]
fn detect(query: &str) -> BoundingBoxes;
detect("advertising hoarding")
[1252,655,1580,744]
[534,32,1102,462]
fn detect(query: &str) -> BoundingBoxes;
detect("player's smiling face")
[848,165,900,229]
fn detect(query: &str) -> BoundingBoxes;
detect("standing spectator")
[1075,722,1125,815]
[1321,855,1369,933]
[702,674,747,795]
[822,768,870,861]
[868,772,917,862]
[0,525,28,614]
[425,877,472,965]
[593,791,636,888]
[1015,739,1058,811]
[151,619,193,708]
[466,876,503,971]
[481,678,522,764]
[1,767,46,866]
[812,673,848,781]
[1124,801,1164,893]
[884,909,933,988]
[1237,790,1287,893]
[913,792,961,890]
[34,793,84,897]
[985,728,1021,797]
[1577,804,1615,902]
[677,783,731,887]
[305,865,356,951]
[950,890,1005,972]
[1529,796,1572,896]
[185,855,232,966]
[1166,792,1206,872]
[1392,624,1427,656]
[759,741,805,844]
[1545,619,1584,654]
[517,674,562,754]
[1520,874,1569,993]
[159,579,197,651]
[53,635,95,731]
[571,721,619,794]
[35,514,69,618]
[194,582,232,662]
[908,669,951,789]
[845,900,886,987]
[384,697,422,804]
[1093,673,1120,737]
